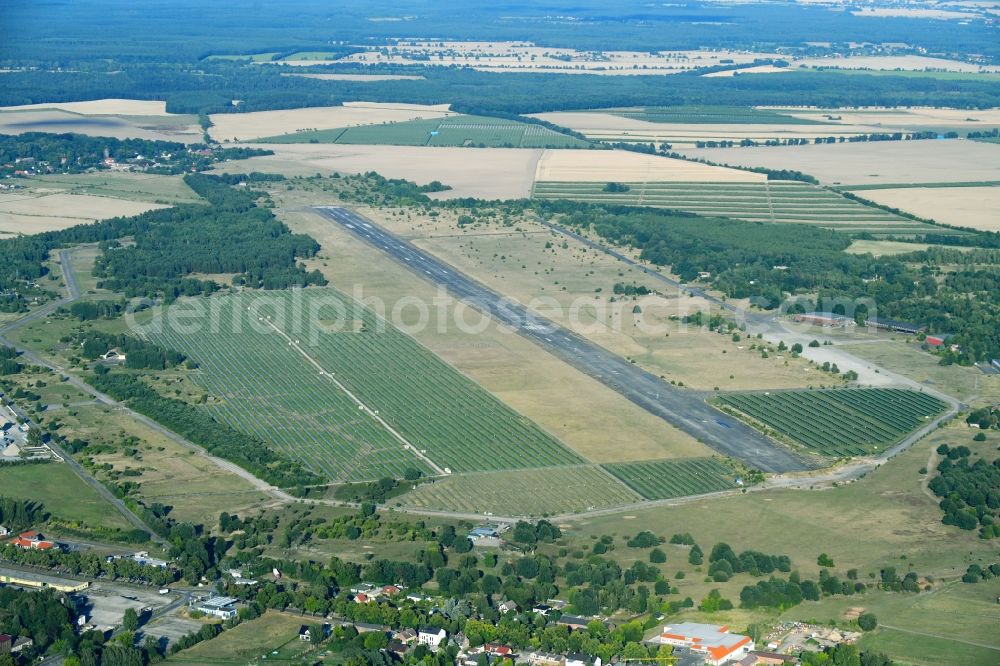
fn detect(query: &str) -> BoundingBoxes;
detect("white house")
[498,600,518,614]
[418,627,447,649]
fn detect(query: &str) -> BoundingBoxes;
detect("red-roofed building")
[483,644,514,657]
[0,633,11,654]
[354,592,372,604]
[11,530,56,550]
[660,623,754,665]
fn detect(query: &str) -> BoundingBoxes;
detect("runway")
[314,206,812,473]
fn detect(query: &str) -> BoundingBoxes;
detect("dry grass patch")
[535,148,762,182]
[64,404,270,525]
[208,101,454,142]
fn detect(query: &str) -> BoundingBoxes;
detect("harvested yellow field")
[0,192,169,234]
[0,98,173,115]
[0,109,201,143]
[219,144,544,199]
[532,110,883,145]
[854,186,1000,231]
[683,139,1000,185]
[208,102,454,142]
[794,55,1000,73]
[779,106,1000,127]
[534,149,763,183]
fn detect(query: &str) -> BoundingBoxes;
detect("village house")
[394,628,417,644]
[527,651,565,666]
[11,530,56,550]
[418,627,447,649]
[556,614,591,630]
[498,600,518,614]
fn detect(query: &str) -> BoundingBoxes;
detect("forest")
[4,62,1000,117]
[0,173,325,309]
[929,444,1000,539]
[0,133,268,177]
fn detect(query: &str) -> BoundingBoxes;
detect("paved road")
[314,206,811,473]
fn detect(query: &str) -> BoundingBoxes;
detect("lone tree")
[858,612,878,631]
[122,607,139,632]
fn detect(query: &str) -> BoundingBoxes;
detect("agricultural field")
[397,466,641,516]
[0,191,171,235]
[716,388,948,457]
[533,148,762,183]
[529,110,886,147]
[258,114,591,148]
[532,180,950,235]
[851,185,1000,232]
[208,102,453,142]
[602,105,821,124]
[0,103,201,143]
[216,143,543,199]
[146,289,583,481]
[602,457,739,500]
[683,139,1000,187]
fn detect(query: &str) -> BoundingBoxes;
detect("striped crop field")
[258,114,591,148]
[532,180,959,235]
[716,388,948,457]
[398,466,641,517]
[146,289,583,482]
[602,458,738,500]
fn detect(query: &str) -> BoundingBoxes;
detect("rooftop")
[199,596,238,609]
[662,623,748,651]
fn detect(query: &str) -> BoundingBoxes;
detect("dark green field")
[602,457,738,500]
[716,388,948,457]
